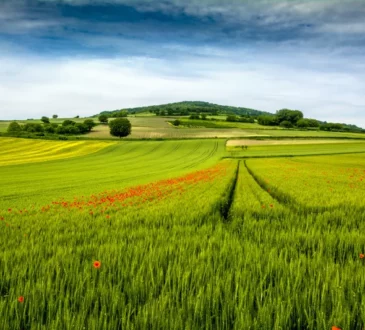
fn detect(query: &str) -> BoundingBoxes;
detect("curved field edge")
[0,138,115,166]
[0,139,226,209]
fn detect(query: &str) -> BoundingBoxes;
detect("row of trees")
[7,119,96,135]
[226,115,255,123]
[189,114,207,120]
[97,111,128,124]
[257,109,362,132]
[257,109,319,128]
[258,109,305,127]
[99,101,267,118]
[7,114,132,138]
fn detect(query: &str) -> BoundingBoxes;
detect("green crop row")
[1,137,365,329]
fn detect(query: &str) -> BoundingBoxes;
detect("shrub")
[44,125,56,134]
[76,123,89,134]
[172,119,181,126]
[280,120,294,128]
[62,120,76,127]
[226,115,237,122]
[115,110,128,118]
[23,123,44,133]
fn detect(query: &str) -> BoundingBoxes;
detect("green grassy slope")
[0,139,225,209]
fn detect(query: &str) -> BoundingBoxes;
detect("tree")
[276,109,303,125]
[99,114,108,124]
[7,121,22,133]
[83,119,96,132]
[201,114,207,120]
[41,116,50,124]
[52,114,58,119]
[109,118,131,138]
[189,114,200,120]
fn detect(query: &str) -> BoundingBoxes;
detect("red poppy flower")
[360,253,365,259]
[18,296,24,303]
[93,261,101,269]
[332,326,341,330]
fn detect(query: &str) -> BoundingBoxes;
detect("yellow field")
[0,138,114,166]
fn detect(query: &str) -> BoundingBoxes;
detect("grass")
[2,133,365,328]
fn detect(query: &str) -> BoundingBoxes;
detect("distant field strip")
[227,138,365,146]
[0,138,114,166]
[225,142,365,158]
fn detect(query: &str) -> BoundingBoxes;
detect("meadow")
[1,136,365,329]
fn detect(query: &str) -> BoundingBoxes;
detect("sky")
[0,0,365,126]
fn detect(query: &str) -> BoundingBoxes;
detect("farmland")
[3,117,365,140]
[1,136,365,329]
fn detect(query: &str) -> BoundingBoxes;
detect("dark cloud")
[1,0,365,56]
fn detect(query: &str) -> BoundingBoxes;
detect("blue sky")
[0,0,365,126]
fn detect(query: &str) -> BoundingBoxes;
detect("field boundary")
[223,150,365,160]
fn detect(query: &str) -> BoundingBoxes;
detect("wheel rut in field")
[243,160,296,213]
[220,160,240,222]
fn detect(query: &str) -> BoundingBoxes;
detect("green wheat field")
[1,136,365,329]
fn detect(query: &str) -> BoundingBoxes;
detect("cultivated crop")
[1,138,365,329]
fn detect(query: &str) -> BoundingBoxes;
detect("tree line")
[257,109,365,132]
[7,118,96,136]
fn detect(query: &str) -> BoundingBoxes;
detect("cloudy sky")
[0,0,364,126]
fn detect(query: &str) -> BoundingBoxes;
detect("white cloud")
[0,51,364,127]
